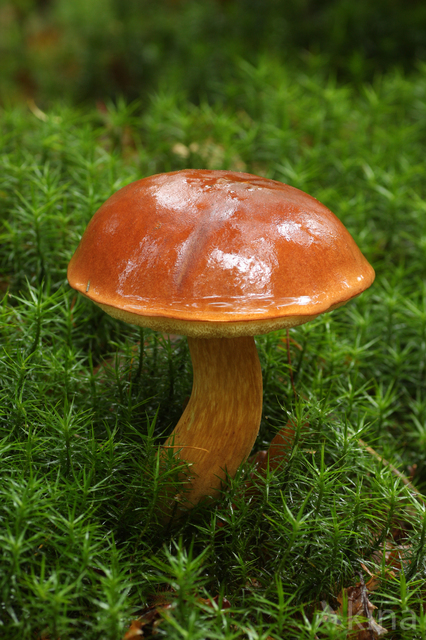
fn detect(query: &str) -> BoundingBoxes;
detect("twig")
[27,98,62,124]
[359,439,426,506]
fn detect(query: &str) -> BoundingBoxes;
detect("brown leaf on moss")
[124,591,231,639]
[197,594,232,610]
[248,420,298,475]
[123,617,145,639]
[123,603,173,639]
[319,568,390,640]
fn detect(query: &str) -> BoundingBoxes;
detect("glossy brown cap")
[67,170,375,337]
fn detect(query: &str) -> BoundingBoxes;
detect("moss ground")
[1,59,426,638]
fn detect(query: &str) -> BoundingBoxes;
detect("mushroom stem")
[163,336,263,509]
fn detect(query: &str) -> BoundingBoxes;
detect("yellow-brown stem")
[163,336,263,509]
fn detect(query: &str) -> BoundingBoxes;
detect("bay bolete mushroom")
[67,169,375,509]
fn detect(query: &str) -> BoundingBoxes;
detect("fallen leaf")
[123,618,144,639]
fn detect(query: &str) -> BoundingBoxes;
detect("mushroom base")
[161,336,263,512]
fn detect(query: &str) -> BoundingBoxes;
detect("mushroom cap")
[67,169,375,337]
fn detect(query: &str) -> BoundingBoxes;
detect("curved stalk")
[162,336,263,510]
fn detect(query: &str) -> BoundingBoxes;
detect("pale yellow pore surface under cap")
[96,299,346,338]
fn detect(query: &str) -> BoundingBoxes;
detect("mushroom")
[67,170,375,509]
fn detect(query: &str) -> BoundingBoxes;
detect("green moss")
[1,61,426,637]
